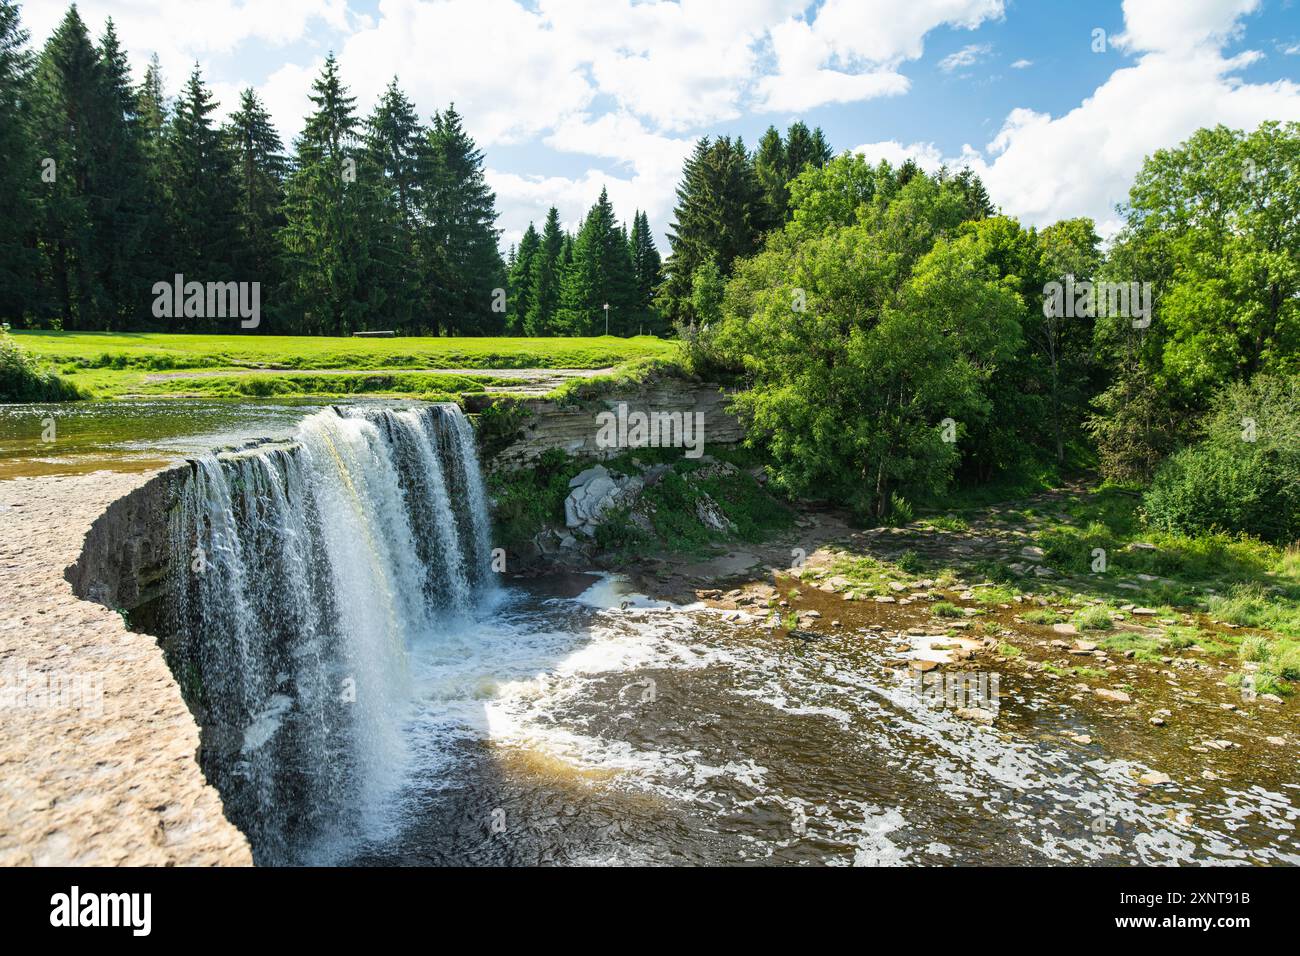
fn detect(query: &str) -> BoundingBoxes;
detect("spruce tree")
[423,104,503,334]
[225,88,286,323]
[94,19,150,327]
[30,6,110,326]
[628,210,662,333]
[0,0,40,321]
[280,53,379,334]
[363,79,425,332]
[525,206,563,336]
[135,53,172,303]
[659,136,766,325]
[165,64,240,328]
[506,222,539,334]
[557,188,636,335]
[754,125,787,227]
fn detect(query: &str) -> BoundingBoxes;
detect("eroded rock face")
[564,464,644,536]
[0,469,251,866]
[485,382,744,472]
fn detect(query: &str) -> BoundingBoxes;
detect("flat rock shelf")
[0,470,251,866]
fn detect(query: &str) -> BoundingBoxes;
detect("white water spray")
[167,404,494,863]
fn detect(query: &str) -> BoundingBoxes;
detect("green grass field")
[11,331,678,400]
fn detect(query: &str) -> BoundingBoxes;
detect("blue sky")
[23,0,1300,250]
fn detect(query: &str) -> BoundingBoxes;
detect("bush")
[0,326,84,402]
[1143,376,1300,544]
[1144,443,1300,544]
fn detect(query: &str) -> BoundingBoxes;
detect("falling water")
[166,404,495,864]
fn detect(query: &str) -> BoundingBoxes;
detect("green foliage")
[658,136,769,326]
[486,448,582,548]
[1143,376,1300,543]
[1091,122,1300,481]
[714,157,1022,520]
[0,326,83,401]
[1073,605,1114,630]
[1022,609,1065,625]
[557,187,637,335]
[0,1,40,320]
[932,601,963,618]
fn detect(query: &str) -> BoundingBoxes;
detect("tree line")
[684,121,1298,540]
[504,196,663,337]
[0,2,670,336]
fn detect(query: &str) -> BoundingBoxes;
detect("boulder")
[564,468,644,535]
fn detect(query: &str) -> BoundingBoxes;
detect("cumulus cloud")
[27,0,1298,252]
[873,0,1298,238]
[852,140,948,172]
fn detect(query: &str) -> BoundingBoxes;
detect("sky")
[21,0,1300,252]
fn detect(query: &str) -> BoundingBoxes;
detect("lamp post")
[603,302,609,336]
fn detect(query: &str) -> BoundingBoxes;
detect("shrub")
[1143,376,1300,544]
[1022,609,1064,625]
[932,601,963,618]
[1144,444,1300,544]
[0,326,83,402]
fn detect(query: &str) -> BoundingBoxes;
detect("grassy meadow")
[9,331,678,400]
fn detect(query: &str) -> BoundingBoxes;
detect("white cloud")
[755,0,1004,110]
[1113,0,1260,55]
[25,0,349,97]
[812,0,1005,65]
[1010,58,1033,69]
[939,43,992,73]
[852,140,947,172]
[929,0,1299,237]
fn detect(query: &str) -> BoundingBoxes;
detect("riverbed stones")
[1094,688,1132,703]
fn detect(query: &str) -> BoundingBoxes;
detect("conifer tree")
[525,206,563,336]
[30,6,127,326]
[363,79,425,331]
[94,18,150,326]
[280,53,379,334]
[659,136,766,325]
[506,222,539,334]
[557,188,637,335]
[628,210,662,332]
[0,0,40,321]
[225,88,286,324]
[423,104,503,334]
[165,64,240,328]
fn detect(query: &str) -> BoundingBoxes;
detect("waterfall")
[165,403,495,864]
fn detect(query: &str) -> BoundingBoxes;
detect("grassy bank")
[5,331,678,400]
[820,482,1300,698]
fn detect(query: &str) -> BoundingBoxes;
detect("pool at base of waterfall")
[324,570,1297,867]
